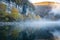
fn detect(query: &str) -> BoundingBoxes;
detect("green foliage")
[11,7,19,21]
[0,3,6,11]
[0,10,15,22]
[0,3,15,22]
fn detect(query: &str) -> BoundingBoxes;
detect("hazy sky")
[29,0,60,3]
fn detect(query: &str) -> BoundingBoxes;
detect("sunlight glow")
[29,0,60,3]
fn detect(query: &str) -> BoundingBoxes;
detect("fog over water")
[1,0,60,40]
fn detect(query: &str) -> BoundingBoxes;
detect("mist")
[49,4,60,15]
[0,0,60,40]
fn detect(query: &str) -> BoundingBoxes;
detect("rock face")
[35,5,51,17]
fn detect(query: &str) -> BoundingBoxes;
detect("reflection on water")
[0,20,60,40]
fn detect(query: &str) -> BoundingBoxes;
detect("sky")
[29,0,60,3]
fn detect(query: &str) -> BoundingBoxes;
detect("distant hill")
[33,2,60,20]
